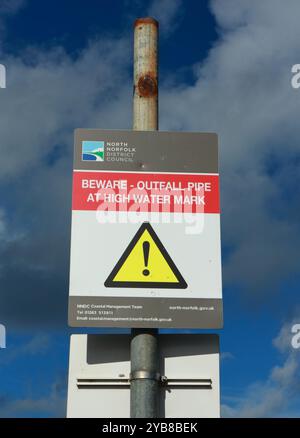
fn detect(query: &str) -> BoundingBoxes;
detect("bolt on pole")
[130,17,160,418]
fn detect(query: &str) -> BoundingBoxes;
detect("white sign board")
[69,130,222,328]
[67,334,220,418]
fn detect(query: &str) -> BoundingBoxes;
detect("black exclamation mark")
[142,241,150,276]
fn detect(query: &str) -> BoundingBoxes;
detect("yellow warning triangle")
[105,222,187,289]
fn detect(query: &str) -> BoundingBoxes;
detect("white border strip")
[74,169,219,176]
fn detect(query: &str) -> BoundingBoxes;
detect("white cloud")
[159,0,300,297]
[0,376,66,418]
[0,38,131,179]
[0,333,65,417]
[0,0,25,47]
[0,333,51,364]
[147,0,183,35]
[222,316,300,417]
[0,0,25,14]
[221,351,234,361]
[0,36,132,326]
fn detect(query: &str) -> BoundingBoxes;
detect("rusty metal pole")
[133,17,158,130]
[130,17,159,418]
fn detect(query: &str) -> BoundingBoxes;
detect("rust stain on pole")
[137,73,158,97]
[134,17,158,27]
[133,17,158,130]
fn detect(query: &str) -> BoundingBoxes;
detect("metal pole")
[133,17,158,130]
[130,17,159,418]
[130,329,159,418]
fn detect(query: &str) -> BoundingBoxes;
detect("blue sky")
[0,0,300,418]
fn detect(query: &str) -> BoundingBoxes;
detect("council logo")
[82,141,104,161]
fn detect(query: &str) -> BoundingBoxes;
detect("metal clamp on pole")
[129,371,161,382]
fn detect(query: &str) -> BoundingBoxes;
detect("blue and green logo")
[82,141,104,161]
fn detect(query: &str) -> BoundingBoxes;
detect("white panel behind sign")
[67,334,220,418]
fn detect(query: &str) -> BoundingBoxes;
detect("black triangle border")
[104,222,188,289]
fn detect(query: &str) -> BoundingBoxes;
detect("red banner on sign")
[72,171,220,214]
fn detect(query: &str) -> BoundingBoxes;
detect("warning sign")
[68,129,223,329]
[105,222,187,289]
